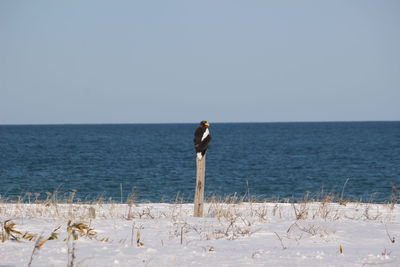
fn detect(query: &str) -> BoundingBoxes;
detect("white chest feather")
[201,128,209,142]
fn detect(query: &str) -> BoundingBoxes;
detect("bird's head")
[200,121,210,127]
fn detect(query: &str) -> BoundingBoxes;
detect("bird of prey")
[194,121,212,160]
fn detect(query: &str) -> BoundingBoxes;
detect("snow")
[1,201,399,266]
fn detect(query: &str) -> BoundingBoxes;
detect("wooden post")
[194,154,206,217]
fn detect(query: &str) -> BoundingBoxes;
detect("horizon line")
[0,119,399,126]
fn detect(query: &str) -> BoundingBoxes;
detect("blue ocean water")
[0,122,399,202]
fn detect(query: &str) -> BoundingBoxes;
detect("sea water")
[0,122,399,202]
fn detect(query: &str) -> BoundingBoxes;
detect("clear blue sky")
[1,0,399,124]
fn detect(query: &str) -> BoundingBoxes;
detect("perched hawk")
[194,121,212,160]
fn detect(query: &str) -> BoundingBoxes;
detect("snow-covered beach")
[1,201,399,266]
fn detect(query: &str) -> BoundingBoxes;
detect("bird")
[194,121,212,160]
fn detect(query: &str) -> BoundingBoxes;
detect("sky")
[0,0,399,124]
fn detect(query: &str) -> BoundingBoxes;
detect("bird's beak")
[205,122,210,126]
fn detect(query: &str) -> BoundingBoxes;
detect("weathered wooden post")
[194,154,206,217]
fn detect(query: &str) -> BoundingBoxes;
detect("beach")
[2,1,399,266]
[1,201,399,266]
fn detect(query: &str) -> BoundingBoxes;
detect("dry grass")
[1,191,398,252]
[0,193,398,267]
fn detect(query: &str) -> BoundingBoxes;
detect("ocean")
[0,122,399,202]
